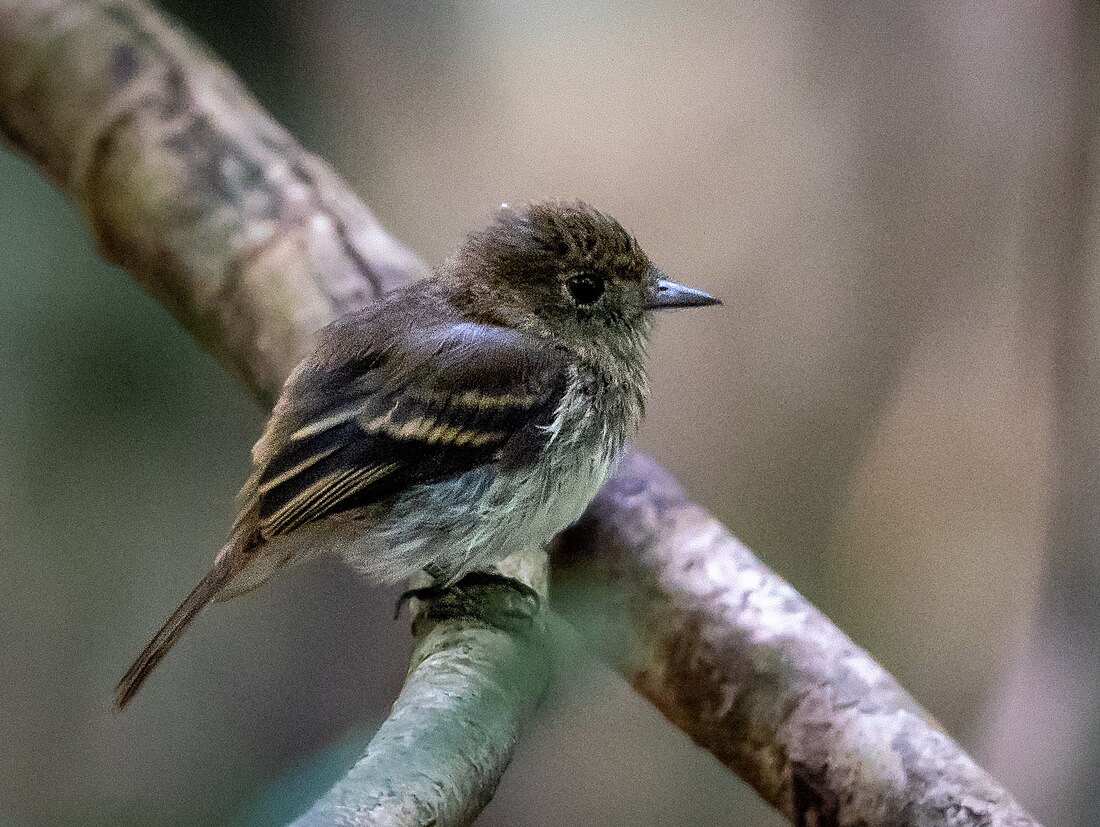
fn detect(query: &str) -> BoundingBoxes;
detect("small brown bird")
[115,200,719,708]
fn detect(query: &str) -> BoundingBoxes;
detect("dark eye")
[566,274,605,305]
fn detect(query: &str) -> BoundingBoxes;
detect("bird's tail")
[114,545,240,710]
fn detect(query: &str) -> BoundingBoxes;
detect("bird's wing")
[244,321,568,539]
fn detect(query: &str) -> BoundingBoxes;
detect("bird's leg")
[394,567,541,632]
[424,561,449,582]
[446,569,540,604]
[392,563,456,618]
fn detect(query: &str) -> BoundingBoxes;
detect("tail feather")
[115,551,237,710]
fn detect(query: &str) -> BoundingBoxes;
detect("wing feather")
[245,320,566,540]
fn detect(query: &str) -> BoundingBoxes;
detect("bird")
[115,200,720,709]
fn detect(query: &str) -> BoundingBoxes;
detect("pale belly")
[352,446,616,583]
[314,368,640,583]
[224,360,644,597]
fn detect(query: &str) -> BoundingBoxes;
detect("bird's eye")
[566,274,605,305]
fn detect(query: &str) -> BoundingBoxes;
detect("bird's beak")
[645,270,721,311]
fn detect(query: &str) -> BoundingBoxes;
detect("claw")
[394,585,444,619]
[392,570,542,622]
[449,570,541,607]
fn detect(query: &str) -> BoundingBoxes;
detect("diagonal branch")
[554,454,1039,826]
[0,1,1041,825]
[0,0,424,401]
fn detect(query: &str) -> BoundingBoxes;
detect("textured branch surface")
[0,1,1042,825]
[1,2,534,825]
[0,0,425,402]
[554,454,1039,826]
[293,607,550,827]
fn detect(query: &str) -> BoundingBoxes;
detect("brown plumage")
[115,201,719,709]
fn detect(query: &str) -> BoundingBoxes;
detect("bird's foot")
[394,570,542,633]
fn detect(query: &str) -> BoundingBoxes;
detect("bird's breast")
[343,365,644,582]
[530,366,642,527]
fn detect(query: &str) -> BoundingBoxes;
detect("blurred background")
[1,0,1097,825]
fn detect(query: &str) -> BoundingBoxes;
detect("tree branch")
[0,1,1042,825]
[292,594,550,826]
[554,454,1039,826]
[0,0,425,401]
[1,1,546,823]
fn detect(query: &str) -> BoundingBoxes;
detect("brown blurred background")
[0,1,1096,825]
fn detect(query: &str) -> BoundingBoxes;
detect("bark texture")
[555,454,1039,826]
[0,0,425,402]
[1,2,540,824]
[0,0,1043,825]
[292,592,550,827]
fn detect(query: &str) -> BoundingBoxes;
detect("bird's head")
[448,201,719,353]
